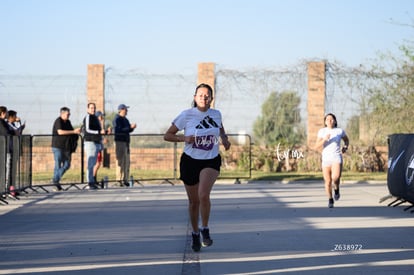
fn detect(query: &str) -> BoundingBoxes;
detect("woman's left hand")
[222,137,231,151]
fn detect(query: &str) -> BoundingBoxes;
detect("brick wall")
[32,146,178,172]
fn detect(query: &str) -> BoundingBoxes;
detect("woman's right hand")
[183,135,195,143]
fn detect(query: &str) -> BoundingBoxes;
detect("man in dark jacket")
[83,103,105,189]
[113,104,136,186]
[51,107,81,191]
[0,106,15,192]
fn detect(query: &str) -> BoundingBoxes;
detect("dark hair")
[324,113,338,127]
[192,83,213,108]
[60,107,70,113]
[7,110,17,118]
[0,106,7,114]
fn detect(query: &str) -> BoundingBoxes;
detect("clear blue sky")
[1,0,413,75]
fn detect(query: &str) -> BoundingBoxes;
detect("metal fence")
[0,135,32,204]
[1,133,252,203]
[0,136,6,204]
[0,63,365,139]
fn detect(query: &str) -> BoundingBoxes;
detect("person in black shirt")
[0,106,15,192]
[83,103,105,189]
[0,106,12,136]
[6,110,25,135]
[6,110,25,190]
[113,104,136,186]
[51,107,81,191]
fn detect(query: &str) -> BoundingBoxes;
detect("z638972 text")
[332,244,363,251]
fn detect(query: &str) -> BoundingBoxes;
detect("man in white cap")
[113,104,136,186]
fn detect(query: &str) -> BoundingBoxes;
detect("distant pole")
[307,61,326,147]
[197,63,216,108]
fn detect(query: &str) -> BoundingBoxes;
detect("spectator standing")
[0,106,15,191]
[51,107,81,191]
[6,110,25,190]
[93,110,111,183]
[163,83,231,252]
[113,104,136,186]
[0,106,12,134]
[6,110,25,135]
[83,103,104,189]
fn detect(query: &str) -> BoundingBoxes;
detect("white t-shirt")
[317,127,346,161]
[172,107,222,160]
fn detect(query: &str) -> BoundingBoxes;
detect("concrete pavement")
[0,181,413,274]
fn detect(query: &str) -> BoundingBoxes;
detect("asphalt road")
[0,180,413,274]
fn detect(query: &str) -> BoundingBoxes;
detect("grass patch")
[250,171,387,182]
[31,168,387,184]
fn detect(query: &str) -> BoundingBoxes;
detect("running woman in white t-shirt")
[315,113,349,208]
[164,83,231,252]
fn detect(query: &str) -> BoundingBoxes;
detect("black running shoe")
[328,198,334,208]
[334,188,340,201]
[192,232,201,252]
[200,228,213,247]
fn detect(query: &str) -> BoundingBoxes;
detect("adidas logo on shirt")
[195,115,219,129]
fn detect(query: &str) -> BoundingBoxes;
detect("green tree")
[253,91,305,145]
[364,40,414,145]
[345,115,360,144]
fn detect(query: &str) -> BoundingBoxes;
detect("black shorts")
[179,153,221,186]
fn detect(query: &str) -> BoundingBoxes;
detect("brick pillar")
[197,63,216,108]
[307,62,326,147]
[87,64,105,112]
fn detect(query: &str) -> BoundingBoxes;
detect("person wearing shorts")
[93,111,110,183]
[164,83,231,252]
[315,113,349,208]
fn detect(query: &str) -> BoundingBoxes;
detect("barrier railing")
[0,135,32,203]
[0,136,7,203]
[1,133,252,203]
